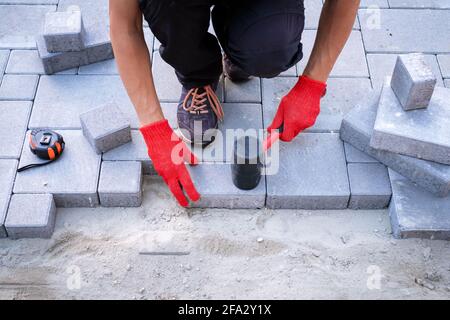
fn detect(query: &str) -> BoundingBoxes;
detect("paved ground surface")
[0,1,450,299]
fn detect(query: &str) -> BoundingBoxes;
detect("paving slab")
[297,30,368,77]
[267,133,350,210]
[30,75,138,129]
[445,79,450,88]
[340,91,450,197]
[188,163,266,209]
[0,101,32,159]
[0,5,56,49]
[5,194,56,239]
[390,53,437,110]
[0,159,18,238]
[359,0,389,8]
[344,142,378,163]
[304,0,323,30]
[14,130,101,207]
[5,49,77,74]
[348,163,391,209]
[437,54,450,79]
[224,77,261,103]
[367,54,444,89]
[389,169,450,240]
[262,77,372,132]
[98,161,143,207]
[0,50,9,83]
[359,9,450,53]
[0,74,39,101]
[80,102,132,154]
[388,0,450,9]
[371,83,450,165]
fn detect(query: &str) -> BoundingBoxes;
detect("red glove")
[140,120,200,207]
[268,75,327,142]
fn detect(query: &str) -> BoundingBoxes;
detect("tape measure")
[18,129,65,172]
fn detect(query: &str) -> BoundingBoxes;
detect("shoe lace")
[182,85,224,121]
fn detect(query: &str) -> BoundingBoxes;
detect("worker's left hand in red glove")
[140,119,200,207]
[268,75,327,142]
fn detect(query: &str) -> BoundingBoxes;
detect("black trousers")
[139,0,305,89]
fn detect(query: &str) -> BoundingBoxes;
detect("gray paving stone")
[5,194,56,239]
[267,133,350,210]
[304,0,323,29]
[367,54,444,89]
[359,9,450,53]
[188,163,266,209]
[30,75,138,129]
[14,130,101,207]
[359,0,389,7]
[390,54,437,110]
[43,6,85,52]
[0,159,18,238]
[437,54,450,79]
[388,0,450,9]
[0,5,56,49]
[0,101,32,159]
[98,161,143,207]
[0,50,9,83]
[80,102,131,154]
[340,91,450,197]
[389,169,450,240]
[78,59,118,75]
[0,74,39,100]
[262,77,372,132]
[371,83,450,165]
[445,79,450,88]
[344,142,378,163]
[6,49,77,74]
[224,77,261,103]
[297,30,369,77]
[0,0,58,3]
[348,163,391,209]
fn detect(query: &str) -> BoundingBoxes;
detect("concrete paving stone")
[359,9,450,53]
[0,159,18,238]
[262,77,372,132]
[0,74,39,100]
[0,101,32,159]
[78,58,118,75]
[368,54,444,89]
[371,83,450,165]
[98,161,143,207]
[344,142,378,163]
[5,194,56,239]
[43,6,85,52]
[0,5,56,49]
[102,130,154,175]
[389,169,450,240]
[14,130,101,207]
[30,75,138,129]
[348,163,391,209]
[340,90,450,197]
[304,0,323,29]
[6,49,77,74]
[445,79,450,88]
[359,0,389,8]
[390,54,437,110]
[267,133,350,210]
[224,77,261,103]
[0,50,9,83]
[188,163,266,209]
[388,0,450,9]
[80,102,132,154]
[297,30,369,77]
[437,54,450,79]
[58,0,109,30]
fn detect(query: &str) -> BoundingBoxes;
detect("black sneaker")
[177,83,224,147]
[223,54,251,82]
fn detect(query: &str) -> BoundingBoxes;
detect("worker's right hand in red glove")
[268,75,327,142]
[140,120,200,207]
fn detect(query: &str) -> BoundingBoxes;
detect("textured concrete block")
[0,159,18,238]
[389,170,450,240]
[98,161,143,207]
[0,74,39,100]
[43,6,85,52]
[83,27,113,64]
[0,50,9,83]
[188,163,266,209]
[5,49,77,74]
[0,101,32,159]
[437,54,450,79]
[80,102,131,154]
[14,130,101,207]
[267,133,350,210]
[344,143,378,163]
[348,163,391,209]
[371,83,450,165]
[224,77,261,103]
[340,91,450,197]
[5,194,56,239]
[390,54,437,110]
[388,0,450,9]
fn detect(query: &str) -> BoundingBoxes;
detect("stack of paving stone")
[340,53,450,240]
[36,5,114,75]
